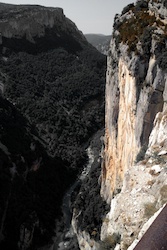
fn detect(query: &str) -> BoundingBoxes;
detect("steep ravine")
[51,130,105,250]
[1,1,167,249]
[58,148,94,250]
[0,3,106,250]
[72,131,110,250]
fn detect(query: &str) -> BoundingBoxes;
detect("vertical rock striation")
[101,0,167,203]
[100,0,167,248]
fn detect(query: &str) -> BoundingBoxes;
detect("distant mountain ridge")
[0,4,88,54]
[85,34,111,55]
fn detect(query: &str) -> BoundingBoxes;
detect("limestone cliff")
[0,3,87,53]
[101,0,167,202]
[72,0,167,249]
[100,0,167,248]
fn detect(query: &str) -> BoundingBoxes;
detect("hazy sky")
[1,0,134,34]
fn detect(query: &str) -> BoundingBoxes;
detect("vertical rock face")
[99,0,167,248]
[101,56,140,203]
[101,0,167,203]
[72,1,167,249]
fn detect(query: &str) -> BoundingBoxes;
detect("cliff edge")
[0,3,87,54]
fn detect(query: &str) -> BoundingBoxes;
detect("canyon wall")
[100,0,167,248]
[73,1,167,249]
[0,3,88,54]
[0,4,85,44]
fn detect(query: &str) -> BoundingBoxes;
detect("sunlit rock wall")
[101,0,166,204]
[100,0,167,248]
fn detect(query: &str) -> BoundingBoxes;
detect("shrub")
[151,151,166,164]
[141,27,155,57]
[117,4,165,56]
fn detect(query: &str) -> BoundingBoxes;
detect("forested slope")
[0,3,106,249]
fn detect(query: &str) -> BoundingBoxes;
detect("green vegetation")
[0,44,106,169]
[118,13,158,53]
[121,3,135,15]
[150,151,166,165]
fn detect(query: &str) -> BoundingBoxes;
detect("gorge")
[0,3,106,250]
[0,0,167,250]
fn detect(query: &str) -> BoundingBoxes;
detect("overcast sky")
[1,0,134,35]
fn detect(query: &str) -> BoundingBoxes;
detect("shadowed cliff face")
[0,96,76,250]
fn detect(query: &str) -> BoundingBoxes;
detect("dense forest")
[0,45,106,169]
